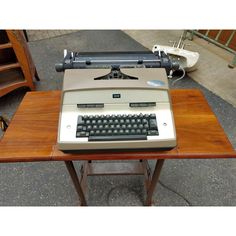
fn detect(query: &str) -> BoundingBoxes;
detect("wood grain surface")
[0,89,235,162]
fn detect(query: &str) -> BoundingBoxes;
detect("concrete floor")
[0,30,236,206]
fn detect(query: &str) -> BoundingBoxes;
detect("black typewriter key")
[150,114,156,118]
[127,124,132,129]
[77,116,84,125]
[89,135,147,142]
[138,124,144,129]
[76,131,87,137]
[86,120,91,124]
[92,120,96,124]
[77,125,83,131]
[114,119,119,124]
[131,119,136,124]
[103,119,108,124]
[144,123,149,129]
[149,119,157,130]
[98,125,103,130]
[90,130,95,136]
[101,130,107,135]
[87,125,92,131]
[148,130,159,136]
[108,119,113,124]
[104,124,109,129]
[107,130,112,134]
[142,118,148,123]
[95,115,99,119]
[119,129,124,134]
[97,120,102,124]
[137,119,141,123]
[82,126,87,131]
[125,129,129,134]
[110,124,115,129]
[133,124,138,129]
[142,129,147,134]
[121,124,126,129]
[113,129,118,135]
[120,119,124,123]
[136,129,141,134]
[125,119,130,124]
[130,129,136,134]
[95,130,101,135]
[116,124,121,129]
[93,125,98,130]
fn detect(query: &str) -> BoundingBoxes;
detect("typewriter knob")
[171,61,180,70]
[55,63,64,72]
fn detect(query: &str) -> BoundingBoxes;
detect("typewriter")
[55,50,179,151]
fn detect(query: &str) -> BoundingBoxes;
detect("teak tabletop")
[0,89,235,163]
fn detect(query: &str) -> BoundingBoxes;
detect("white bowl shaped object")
[153,45,200,72]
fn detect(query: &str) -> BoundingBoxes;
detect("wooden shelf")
[0,42,12,50]
[0,68,27,97]
[0,62,21,72]
[0,30,39,97]
[0,48,17,66]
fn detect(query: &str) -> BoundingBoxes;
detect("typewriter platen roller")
[55,50,179,72]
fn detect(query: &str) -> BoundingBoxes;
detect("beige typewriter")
[56,51,178,151]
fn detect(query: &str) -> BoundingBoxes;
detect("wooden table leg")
[64,161,87,206]
[145,159,165,206]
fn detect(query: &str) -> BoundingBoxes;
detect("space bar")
[88,135,147,141]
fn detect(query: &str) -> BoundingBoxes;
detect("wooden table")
[0,89,235,205]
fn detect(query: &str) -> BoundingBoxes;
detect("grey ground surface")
[0,30,236,206]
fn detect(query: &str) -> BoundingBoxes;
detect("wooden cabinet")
[0,30,39,97]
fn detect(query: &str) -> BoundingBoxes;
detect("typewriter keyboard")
[76,113,159,141]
